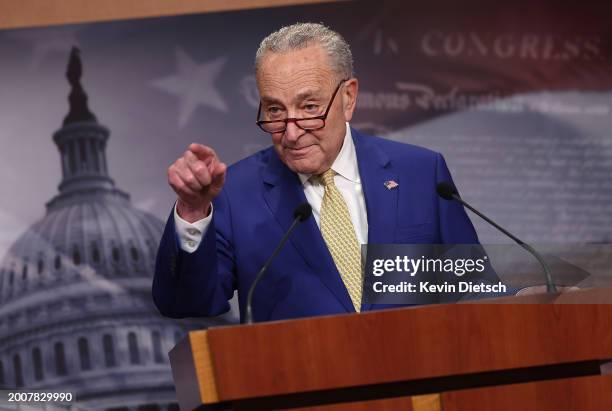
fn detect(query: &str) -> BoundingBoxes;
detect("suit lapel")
[352,129,399,311]
[261,150,355,313]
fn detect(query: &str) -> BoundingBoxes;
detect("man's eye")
[304,104,319,112]
[268,107,282,114]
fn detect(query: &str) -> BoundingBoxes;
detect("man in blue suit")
[153,23,501,323]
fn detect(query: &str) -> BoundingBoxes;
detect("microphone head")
[294,203,312,222]
[436,182,458,200]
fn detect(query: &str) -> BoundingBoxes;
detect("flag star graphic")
[152,47,228,128]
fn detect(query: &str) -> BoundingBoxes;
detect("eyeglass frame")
[255,78,350,134]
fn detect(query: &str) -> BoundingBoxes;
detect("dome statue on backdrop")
[0,47,229,411]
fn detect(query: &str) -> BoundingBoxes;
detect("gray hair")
[255,22,354,80]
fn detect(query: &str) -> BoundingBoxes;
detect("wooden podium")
[169,287,612,410]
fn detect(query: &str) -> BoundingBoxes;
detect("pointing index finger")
[189,143,217,161]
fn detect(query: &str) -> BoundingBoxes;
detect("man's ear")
[342,78,359,121]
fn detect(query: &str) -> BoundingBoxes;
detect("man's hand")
[168,143,226,223]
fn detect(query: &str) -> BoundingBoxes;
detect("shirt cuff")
[173,202,212,253]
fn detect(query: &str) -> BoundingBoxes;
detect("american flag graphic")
[384,180,399,190]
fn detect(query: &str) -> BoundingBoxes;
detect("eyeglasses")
[256,79,349,134]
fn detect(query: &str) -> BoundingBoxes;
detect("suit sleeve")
[152,189,236,318]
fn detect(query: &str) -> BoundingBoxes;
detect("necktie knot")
[320,169,336,187]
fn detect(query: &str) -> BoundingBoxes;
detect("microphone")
[436,182,557,293]
[244,202,312,324]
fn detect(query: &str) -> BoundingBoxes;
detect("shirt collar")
[298,123,360,185]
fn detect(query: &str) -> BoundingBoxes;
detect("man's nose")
[284,120,304,143]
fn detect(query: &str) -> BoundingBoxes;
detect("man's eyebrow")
[294,90,323,102]
[260,96,283,105]
[260,90,324,105]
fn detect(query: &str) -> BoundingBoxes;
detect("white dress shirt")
[174,123,368,252]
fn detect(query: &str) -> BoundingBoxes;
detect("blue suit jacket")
[153,129,500,322]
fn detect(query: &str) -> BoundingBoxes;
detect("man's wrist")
[176,199,211,223]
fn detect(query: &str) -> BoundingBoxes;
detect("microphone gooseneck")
[436,182,557,293]
[244,202,312,324]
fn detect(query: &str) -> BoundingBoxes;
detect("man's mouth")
[285,145,314,154]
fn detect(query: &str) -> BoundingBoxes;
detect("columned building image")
[0,48,229,411]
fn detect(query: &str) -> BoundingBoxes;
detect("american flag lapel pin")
[384,180,399,190]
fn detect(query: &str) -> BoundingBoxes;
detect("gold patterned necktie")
[318,169,363,312]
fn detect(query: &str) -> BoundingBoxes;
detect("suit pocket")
[395,222,436,243]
